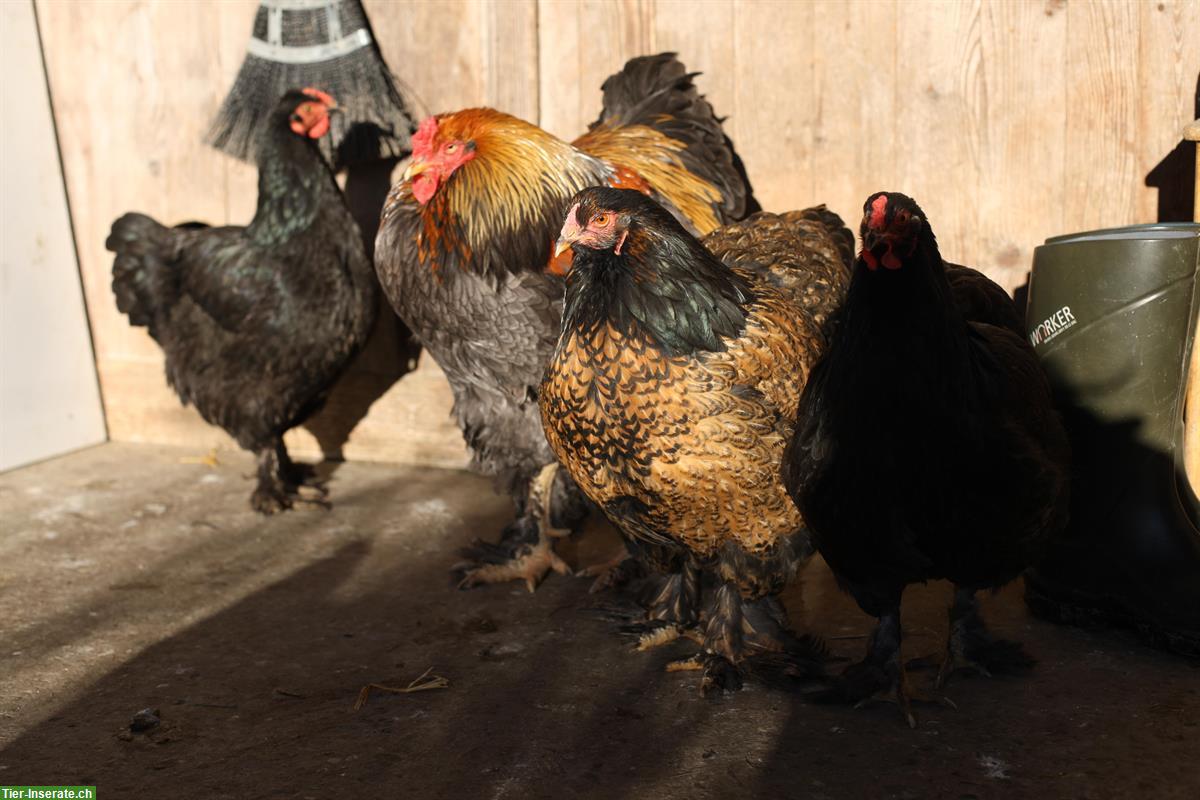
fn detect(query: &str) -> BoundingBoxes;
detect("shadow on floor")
[1,447,1198,799]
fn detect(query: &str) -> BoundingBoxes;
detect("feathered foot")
[453,517,571,592]
[666,651,745,695]
[249,478,329,514]
[658,582,745,697]
[618,560,702,651]
[452,464,584,592]
[250,480,293,515]
[935,586,1035,688]
[248,444,330,515]
[626,621,704,652]
[529,463,573,539]
[738,595,829,687]
[663,582,827,696]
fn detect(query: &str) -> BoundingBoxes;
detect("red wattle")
[308,114,331,140]
[882,247,903,270]
[412,173,439,205]
[862,250,879,270]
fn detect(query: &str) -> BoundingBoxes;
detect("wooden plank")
[974,0,1068,292]
[652,0,736,127]
[484,0,540,120]
[536,0,584,136]
[537,0,655,139]
[1064,0,1139,233]
[1137,0,1200,224]
[891,0,985,275]
[731,0,815,212]
[368,0,487,116]
[368,0,538,117]
[810,0,899,243]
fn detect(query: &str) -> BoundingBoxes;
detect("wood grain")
[537,0,655,140]
[1137,0,1200,223]
[731,0,814,212]
[1064,0,1139,233]
[810,0,898,256]
[976,0,1067,292]
[892,0,985,275]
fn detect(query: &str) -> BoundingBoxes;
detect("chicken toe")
[454,525,571,592]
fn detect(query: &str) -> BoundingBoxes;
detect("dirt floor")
[1,443,1198,799]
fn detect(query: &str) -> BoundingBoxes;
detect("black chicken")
[107,88,377,514]
[542,188,853,692]
[783,192,1070,725]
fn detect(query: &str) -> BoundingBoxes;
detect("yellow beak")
[553,237,573,258]
[402,159,429,183]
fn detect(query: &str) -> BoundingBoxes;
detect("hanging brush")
[206,0,417,169]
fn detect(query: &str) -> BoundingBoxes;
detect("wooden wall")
[35,0,1200,467]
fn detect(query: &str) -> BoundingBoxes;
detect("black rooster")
[783,192,1070,726]
[107,88,377,514]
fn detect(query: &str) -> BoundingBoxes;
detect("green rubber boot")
[1024,223,1200,657]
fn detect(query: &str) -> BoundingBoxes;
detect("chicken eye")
[446,143,459,154]
[593,214,610,227]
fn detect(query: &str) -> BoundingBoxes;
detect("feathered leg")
[937,585,1034,688]
[812,591,947,728]
[454,463,573,592]
[670,581,746,696]
[276,444,327,492]
[668,588,826,684]
[249,444,292,515]
[737,594,828,683]
[623,559,702,651]
[248,441,329,515]
[833,606,921,727]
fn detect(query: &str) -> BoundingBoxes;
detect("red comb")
[868,194,888,230]
[301,87,336,107]
[412,117,439,158]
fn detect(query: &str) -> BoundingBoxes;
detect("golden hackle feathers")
[575,124,725,235]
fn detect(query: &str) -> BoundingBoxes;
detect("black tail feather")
[106,212,180,331]
[592,52,758,222]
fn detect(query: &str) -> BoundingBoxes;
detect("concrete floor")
[1,442,1197,799]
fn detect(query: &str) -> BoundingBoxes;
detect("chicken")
[374,53,756,591]
[783,191,1070,726]
[107,88,377,514]
[541,187,854,693]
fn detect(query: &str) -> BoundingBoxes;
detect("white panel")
[0,0,106,470]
